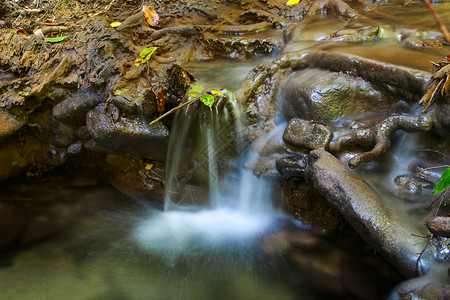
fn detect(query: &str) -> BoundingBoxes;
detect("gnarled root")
[330,112,436,168]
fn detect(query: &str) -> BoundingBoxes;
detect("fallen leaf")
[110,21,122,28]
[145,163,153,170]
[200,94,215,109]
[157,86,165,115]
[286,0,300,5]
[142,5,159,27]
[17,29,28,35]
[210,89,224,96]
[434,168,450,195]
[44,35,69,43]
[188,85,204,96]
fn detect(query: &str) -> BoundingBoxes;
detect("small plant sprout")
[134,47,157,66]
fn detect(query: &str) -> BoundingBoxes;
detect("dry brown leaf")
[142,5,159,27]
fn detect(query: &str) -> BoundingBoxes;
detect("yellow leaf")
[286,0,300,5]
[145,163,153,170]
[210,89,224,96]
[110,21,122,28]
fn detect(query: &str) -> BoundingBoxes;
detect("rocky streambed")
[1,0,449,298]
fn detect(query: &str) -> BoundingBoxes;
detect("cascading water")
[134,91,283,263]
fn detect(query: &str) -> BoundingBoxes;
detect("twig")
[91,0,117,17]
[423,0,450,43]
[149,97,198,126]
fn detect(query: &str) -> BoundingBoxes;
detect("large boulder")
[281,68,396,121]
[86,103,169,161]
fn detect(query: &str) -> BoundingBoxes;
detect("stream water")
[0,0,449,299]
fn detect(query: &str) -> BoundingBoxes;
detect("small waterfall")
[134,91,281,263]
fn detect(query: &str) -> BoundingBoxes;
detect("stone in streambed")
[281,68,394,121]
[283,118,333,150]
[86,103,169,161]
[52,92,102,126]
[426,217,450,238]
[275,154,308,179]
[394,174,435,193]
[0,109,24,139]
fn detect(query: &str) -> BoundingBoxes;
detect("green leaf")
[188,85,204,96]
[200,94,215,109]
[44,36,69,43]
[434,168,450,195]
[18,91,30,96]
[113,87,127,96]
[286,0,300,6]
[135,47,157,66]
[377,26,389,39]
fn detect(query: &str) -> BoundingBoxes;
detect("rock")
[281,68,395,121]
[283,118,333,150]
[0,201,25,249]
[106,154,165,199]
[282,180,341,235]
[0,143,26,181]
[436,101,450,137]
[29,111,75,147]
[86,103,169,161]
[396,281,450,300]
[426,217,450,238]
[67,141,84,154]
[275,154,308,179]
[306,149,429,278]
[52,91,102,126]
[0,109,24,139]
[394,174,435,193]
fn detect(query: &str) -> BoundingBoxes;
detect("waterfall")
[133,92,282,263]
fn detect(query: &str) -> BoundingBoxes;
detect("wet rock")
[436,101,450,137]
[106,154,165,199]
[397,281,450,300]
[0,109,24,139]
[245,155,278,178]
[67,141,84,155]
[283,180,341,235]
[330,26,380,42]
[0,143,26,181]
[398,30,444,48]
[283,118,333,150]
[426,217,450,238]
[0,201,25,249]
[394,174,435,193]
[281,68,395,121]
[52,91,102,126]
[208,35,282,59]
[29,111,75,147]
[276,154,308,179]
[86,103,169,161]
[307,149,429,278]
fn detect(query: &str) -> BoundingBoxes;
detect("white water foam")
[133,93,282,263]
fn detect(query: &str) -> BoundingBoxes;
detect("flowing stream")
[134,94,284,264]
[1,1,449,299]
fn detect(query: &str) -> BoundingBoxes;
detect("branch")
[423,0,450,43]
[149,97,198,126]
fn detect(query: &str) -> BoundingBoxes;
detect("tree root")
[238,50,430,104]
[329,111,436,168]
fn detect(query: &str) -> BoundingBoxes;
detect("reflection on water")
[283,1,450,71]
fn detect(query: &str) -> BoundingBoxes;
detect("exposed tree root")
[329,112,436,168]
